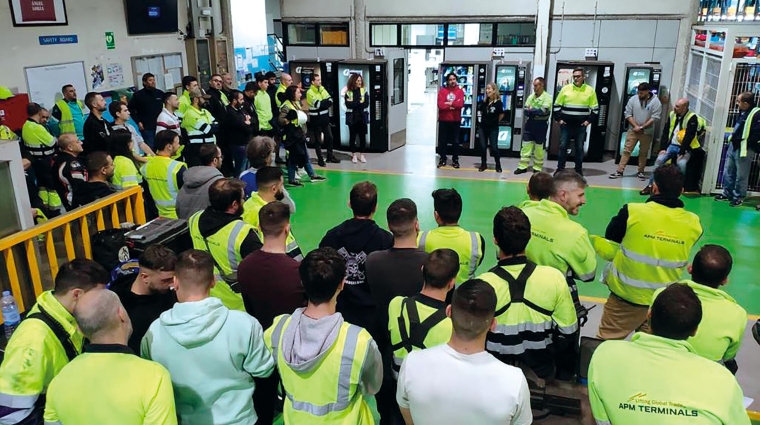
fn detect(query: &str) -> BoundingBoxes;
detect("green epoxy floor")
[286,169,760,315]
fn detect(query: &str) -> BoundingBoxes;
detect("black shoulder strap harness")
[490,261,554,318]
[25,305,79,361]
[391,296,448,353]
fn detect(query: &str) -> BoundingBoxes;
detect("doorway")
[406,48,443,146]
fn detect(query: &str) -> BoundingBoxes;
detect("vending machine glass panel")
[495,65,517,149]
[337,64,372,148]
[626,69,651,96]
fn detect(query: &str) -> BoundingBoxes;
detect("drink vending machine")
[436,62,489,156]
[615,63,662,165]
[548,60,615,162]
[336,61,389,152]
[487,61,531,156]
[289,59,343,139]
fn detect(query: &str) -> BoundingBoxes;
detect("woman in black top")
[344,73,370,163]
[477,82,505,172]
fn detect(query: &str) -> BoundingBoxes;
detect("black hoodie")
[197,207,262,257]
[319,218,393,332]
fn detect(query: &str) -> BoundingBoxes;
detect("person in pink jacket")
[437,73,465,169]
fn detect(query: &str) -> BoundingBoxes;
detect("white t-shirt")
[397,344,532,425]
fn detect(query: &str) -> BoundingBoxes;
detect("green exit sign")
[105,32,115,50]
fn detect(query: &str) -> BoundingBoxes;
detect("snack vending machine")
[487,61,531,156]
[548,60,615,162]
[615,63,662,164]
[436,62,489,155]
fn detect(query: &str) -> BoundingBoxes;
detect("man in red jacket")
[437,73,465,169]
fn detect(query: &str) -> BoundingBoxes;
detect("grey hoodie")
[279,308,383,395]
[175,166,224,220]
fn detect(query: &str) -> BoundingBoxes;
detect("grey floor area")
[317,88,760,420]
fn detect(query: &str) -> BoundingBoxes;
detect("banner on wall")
[10,0,68,26]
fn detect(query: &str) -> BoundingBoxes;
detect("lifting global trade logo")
[619,393,699,418]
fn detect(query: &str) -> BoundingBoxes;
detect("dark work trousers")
[310,122,334,161]
[438,121,461,161]
[348,124,367,153]
[479,125,500,167]
[557,123,588,173]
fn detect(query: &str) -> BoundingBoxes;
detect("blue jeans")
[648,144,690,185]
[557,124,587,172]
[231,145,249,177]
[141,129,156,150]
[287,150,316,182]
[722,144,754,200]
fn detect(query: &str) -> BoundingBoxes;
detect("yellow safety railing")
[0,186,146,313]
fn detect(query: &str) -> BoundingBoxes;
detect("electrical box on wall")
[584,48,598,59]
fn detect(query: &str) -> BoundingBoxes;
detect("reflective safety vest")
[344,88,367,112]
[275,84,287,108]
[520,199,597,282]
[181,106,217,144]
[0,125,17,140]
[54,99,85,136]
[387,294,451,379]
[588,333,751,425]
[601,201,702,306]
[667,110,706,150]
[177,90,191,120]
[265,315,376,424]
[307,85,332,119]
[141,156,185,219]
[188,210,252,311]
[418,226,483,285]
[652,280,747,362]
[0,291,84,423]
[112,155,143,190]
[553,83,599,124]
[21,119,56,157]
[255,90,274,131]
[242,193,303,261]
[737,107,760,157]
[43,346,177,425]
[479,259,578,360]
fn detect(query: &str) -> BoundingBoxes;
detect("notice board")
[24,61,88,109]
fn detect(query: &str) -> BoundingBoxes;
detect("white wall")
[551,0,694,16]
[282,0,350,19]
[1,0,188,93]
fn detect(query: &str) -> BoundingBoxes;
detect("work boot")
[327,155,341,163]
[514,168,528,175]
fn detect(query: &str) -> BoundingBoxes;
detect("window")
[401,24,444,46]
[447,24,493,46]
[320,24,349,46]
[371,24,398,46]
[392,58,405,105]
[495,23,535,46]
[287,23,317,45]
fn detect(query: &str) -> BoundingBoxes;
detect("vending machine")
[336,60,389,152]
[615,63,662,165]
[289,59,343,138]
[436,62,489,155]
[548,60,615,162]
[485,61,531,156]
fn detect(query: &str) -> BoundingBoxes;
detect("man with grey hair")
[44,289,177,424]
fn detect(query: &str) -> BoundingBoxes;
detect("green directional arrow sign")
[105,32,115,50]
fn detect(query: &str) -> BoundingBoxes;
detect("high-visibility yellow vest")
[0,291,84,422]
[737,107,760,157]
[0,125,17,140]
[553,83,599,122]
[255,90,273,131]
[265,315,376,424]
[242,193,303,261]
[387,295,451,379]
[668,110,706,150]
[112,155,143,190]
[55,99,85,136]
[275,84,287,108]
[602,202,702,306]
[588,333,751,425]
[418,226,483,285]
[181,106,217,144]
[43,347,177,425]
[188,210,252,311]
[307,85,332,118]
[177,91,191,120]
[140,156,185,219]
[21,119,56,157]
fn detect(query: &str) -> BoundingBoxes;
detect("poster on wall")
[9,0,68,27]
[107,63,124,88]
[91,64,104,90]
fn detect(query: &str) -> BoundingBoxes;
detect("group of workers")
[0,150,756,423]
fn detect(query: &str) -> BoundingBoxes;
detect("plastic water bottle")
[1,291,21,340]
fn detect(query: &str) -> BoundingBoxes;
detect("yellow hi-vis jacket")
[265,314,377,424]
[141,156,186,219]
[0,291,84,424]
[43,344,177,425]
[417,226,485,285]
[596,201,702,306]
[736,107,760,157]
[112,155,143,190]
[242,193,303,261]
[588,332,751,425]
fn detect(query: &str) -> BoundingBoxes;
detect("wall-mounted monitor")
[125,0,178,35]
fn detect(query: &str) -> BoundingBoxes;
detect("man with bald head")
[275,72,293,108]
[640,97,703,195]
[52,133,87,211]
[44,289,177,424]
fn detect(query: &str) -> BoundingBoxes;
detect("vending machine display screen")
[627,69,651,95]
[337,65,372,147]
[496,67,516,93]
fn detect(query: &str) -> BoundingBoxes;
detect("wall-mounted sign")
[38,35,78,45]
[105,31,115,50]
[9,0,69,27]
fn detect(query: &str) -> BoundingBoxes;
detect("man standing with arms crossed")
[52,84,86,141]
[610,83,662,180]
[307,73,339,166]
[437,73,465,169]
[515,77,552,174]
[715,91,760,207]
[553,68,598,176]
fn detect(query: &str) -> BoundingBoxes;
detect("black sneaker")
[437,158,447,168]
[640,185,652,196]
[514,168,528,175]
[553,168,564,177]
[478,164,486,172]
[714,194,730,201]
[636,172,646,180]
[495,165,502,173]
[327,156,341,163]
[318,159,327,167]
[609,171,623,179]
[310,175,326,182]
[730,198,743,207]
[452,160,460,169]
[287,180,303,187]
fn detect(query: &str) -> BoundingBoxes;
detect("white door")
[385,48,408,150]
